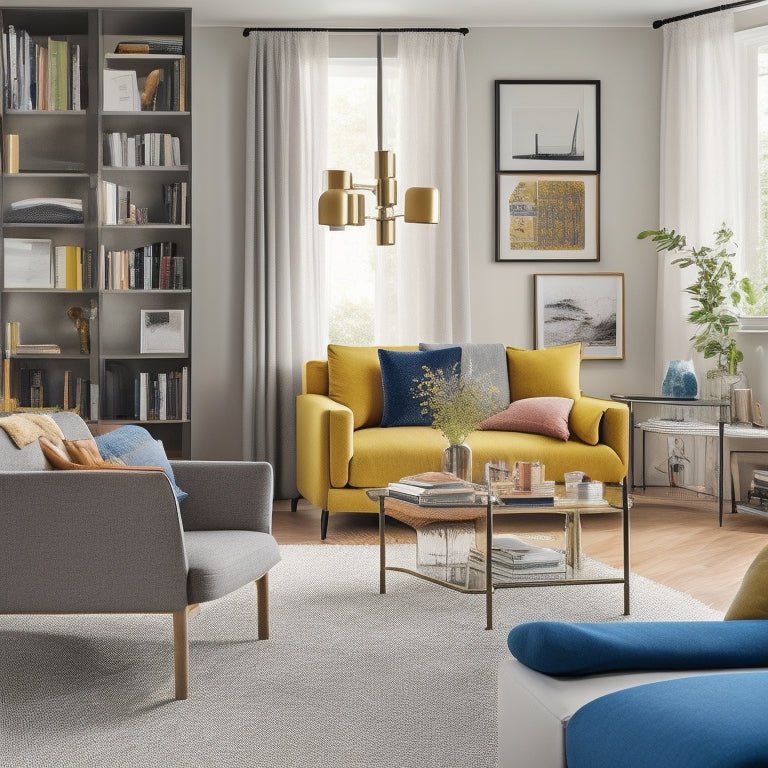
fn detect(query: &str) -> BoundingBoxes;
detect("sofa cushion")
[420,342,511,405]
[477,397,573,441]
[327,344,415,429]
[378,347,463,427]
[0,413,65,447]
[725,543,768,620]
[569,397,607,445]
[94,425,188,502]
[506,343,582,402]
[507,620,768,676]
[565,672,768,768]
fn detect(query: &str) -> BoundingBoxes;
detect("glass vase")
[441,442,472,483]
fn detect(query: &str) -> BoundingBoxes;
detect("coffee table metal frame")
[373,481,631,630]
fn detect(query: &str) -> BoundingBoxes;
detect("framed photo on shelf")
[495,80,600,173]
[140,309,185,354]
[3,238,53,288]
[496,173,599,262]
[533,272,624,360]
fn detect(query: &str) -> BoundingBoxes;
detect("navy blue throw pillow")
[378,347,462,427]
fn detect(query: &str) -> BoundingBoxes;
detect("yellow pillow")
[725,544,768,620]
[327,344,414,430]
[569,397,607,445]
[506,343,582,402]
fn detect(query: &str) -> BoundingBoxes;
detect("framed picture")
[496,80,600,173]
[140,309,185,354]
[496,173,599,262]
[3,238,53,288]
[534,272,624,360]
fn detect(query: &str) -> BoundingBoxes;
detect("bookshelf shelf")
[0,6,192,456]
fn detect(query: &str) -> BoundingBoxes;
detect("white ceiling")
[14,0,750,29]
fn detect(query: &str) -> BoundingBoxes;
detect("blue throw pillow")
[94,425,188,503]
[378,347,462,427]
[507,620,768,676]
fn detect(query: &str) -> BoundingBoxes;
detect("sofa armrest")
[0,470,188,614]
[296,393,354,507]
[171,460,273,533]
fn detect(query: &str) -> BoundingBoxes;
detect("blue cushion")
[94,425,188,503]
[378,347,462,427]
[507,620,768,676]
[566,672,768,768]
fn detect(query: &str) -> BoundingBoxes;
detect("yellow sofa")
[295,343,629,538]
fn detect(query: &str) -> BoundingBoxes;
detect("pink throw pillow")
[477,397,574,441]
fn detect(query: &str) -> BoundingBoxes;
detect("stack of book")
[467,535,565,581]
[748,469,768,508]
[2,27,85,111]
[387,471,478,506]
[5,321,60,355]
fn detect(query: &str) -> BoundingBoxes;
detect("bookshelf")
[0,7,192,457]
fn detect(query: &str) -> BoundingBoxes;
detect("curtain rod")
[243,26,469,37]
[652,0,767,28]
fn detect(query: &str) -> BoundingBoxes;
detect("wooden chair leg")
[172,608,189,700]
[255,573,270,640]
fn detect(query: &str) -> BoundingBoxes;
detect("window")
[325,36,399,345]
[738,26,768,312]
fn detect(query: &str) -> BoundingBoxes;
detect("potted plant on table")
[411,362,503,482]
[637,224,762,398]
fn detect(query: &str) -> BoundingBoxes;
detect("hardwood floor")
[272,489,768,613]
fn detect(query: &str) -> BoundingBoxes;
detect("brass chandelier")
[318,31,440,246]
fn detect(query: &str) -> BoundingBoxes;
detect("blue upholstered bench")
[566,672,768,768]
[498,545,768,768]
[499,621,768,768]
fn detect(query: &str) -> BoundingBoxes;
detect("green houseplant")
[637,224,759,377]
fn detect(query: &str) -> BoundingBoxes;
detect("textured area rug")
[0,545,722,768]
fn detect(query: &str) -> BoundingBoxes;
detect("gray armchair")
[0,411,280,700]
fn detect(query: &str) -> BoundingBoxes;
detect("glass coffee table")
[369,482,631,629]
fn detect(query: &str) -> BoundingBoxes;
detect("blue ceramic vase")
[661,360,699,399]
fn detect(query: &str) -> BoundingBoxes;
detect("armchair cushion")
[507,620,768,676]
[94,425,188,502]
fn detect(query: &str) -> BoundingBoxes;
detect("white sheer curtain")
[374,31,470,344]
[657,12,739,386]
[244,31,328,498]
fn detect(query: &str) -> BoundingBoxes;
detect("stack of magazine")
[387,471,480,506]
[467,535,566,581]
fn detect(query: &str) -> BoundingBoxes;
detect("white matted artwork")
[140,309,185,354]
[3,238,53,288]
[534,272,624,359]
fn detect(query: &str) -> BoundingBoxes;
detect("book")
[103,68,140,111]
[387,482,477,504]
[397,471,473,488]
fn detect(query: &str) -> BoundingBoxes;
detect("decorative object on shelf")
[67,301,97,354]
[411,361,504,483]
[3,134,19,173]
[139,309,185,354]
[660,359,698,398]
[317,32,439,246]
[638,224,763,382]
[533,272,624,359]
[732,387,754,425]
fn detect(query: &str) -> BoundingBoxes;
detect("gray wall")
[190,25,663,459]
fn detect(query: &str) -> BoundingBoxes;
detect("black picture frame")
[495,80,600,173]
